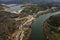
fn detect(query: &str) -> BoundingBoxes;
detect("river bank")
[43,14,60,40]
[29,11,60,40]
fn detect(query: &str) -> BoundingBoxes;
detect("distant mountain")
[0,0,60,4]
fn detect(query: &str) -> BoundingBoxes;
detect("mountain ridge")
[0,0,60,4]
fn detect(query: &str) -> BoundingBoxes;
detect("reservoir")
[29,11,60,40]
[7,5,22,13]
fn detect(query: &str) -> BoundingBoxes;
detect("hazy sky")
[1,0,14,1]
[1,0,60,2]
[2,0,60,1]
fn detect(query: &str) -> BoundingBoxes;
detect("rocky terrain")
[0,11,32,40]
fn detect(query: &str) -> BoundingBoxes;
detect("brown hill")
[0,11,20,40]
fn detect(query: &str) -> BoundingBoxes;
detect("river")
[7,5,60,40]
[29,11,60,40]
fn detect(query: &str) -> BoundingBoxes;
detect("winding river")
[29,11,60,40]
[7,5,60,40]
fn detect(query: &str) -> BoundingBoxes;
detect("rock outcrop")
[0,11,31,40]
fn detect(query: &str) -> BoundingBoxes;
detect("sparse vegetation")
[21,4,47,15]
[0,11,20,40]
[44,14,60,40]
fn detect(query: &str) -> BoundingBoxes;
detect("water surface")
[29,11,60,40]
